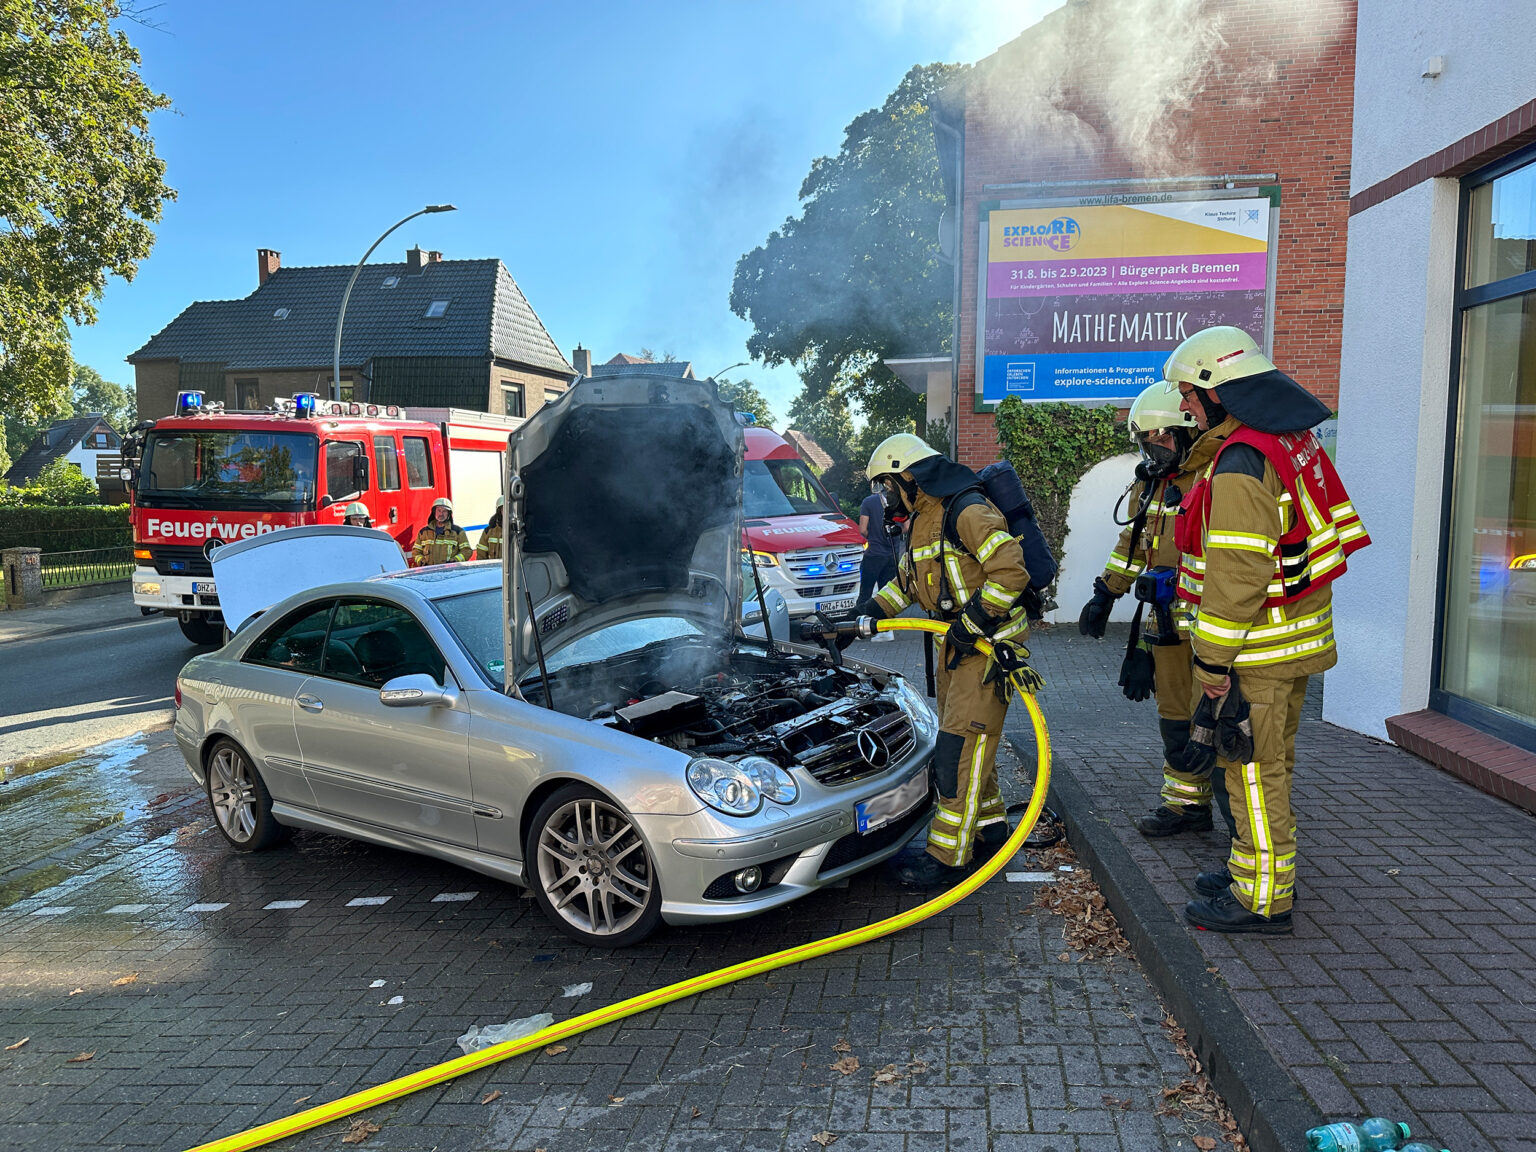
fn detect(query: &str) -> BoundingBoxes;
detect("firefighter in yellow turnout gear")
[475,496,505,560]
[1163,327,1370,934]
[853,434,1034,889]
[411,497,472,567]
[1080,383,1235,839]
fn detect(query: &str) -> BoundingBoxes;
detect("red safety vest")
[1174,426,1370,608]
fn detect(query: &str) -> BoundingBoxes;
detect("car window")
[373,436,401,491]
[243,601,336,673]
[432,588,506,684]
[403,437,434,488]
[320,598,448,688]
[325,440,364,503]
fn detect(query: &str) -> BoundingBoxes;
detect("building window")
[424,300,449,318]
[236,379,259,409]
[85,431,116,449]
[502,384,524,418]
[328,377,355,402]
[544,389,561,405]
[1437,149,1536,746]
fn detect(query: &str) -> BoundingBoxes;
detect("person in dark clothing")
[857,480,899,635]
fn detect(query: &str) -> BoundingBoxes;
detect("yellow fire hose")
[187,617,1051,1152]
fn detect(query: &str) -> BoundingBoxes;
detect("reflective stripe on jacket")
[412,524,472,566]
[873,490,1031,642]
[475,531,503,561]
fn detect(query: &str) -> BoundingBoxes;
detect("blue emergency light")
[293,392,318,418]
[175,390,205,415]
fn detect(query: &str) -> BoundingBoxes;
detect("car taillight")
[174,680,182,709]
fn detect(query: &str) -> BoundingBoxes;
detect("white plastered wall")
[1046,453,1142,626]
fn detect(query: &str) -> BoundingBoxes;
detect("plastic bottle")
[1398,1144,1449,1152]
[1304,1119,1413,1152]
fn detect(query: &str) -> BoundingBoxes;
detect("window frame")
[324,439,366,505]
[1430,140,1536,752]
[402,436,434,488]
[502,383,525,418]
[312,597,452,690]
[372,435,401,492]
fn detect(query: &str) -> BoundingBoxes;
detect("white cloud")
[861,0,1070,64]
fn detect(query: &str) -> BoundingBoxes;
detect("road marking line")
[105,904,152,914]
[30,906,74,916]
[265,900,309,910]
[347,897,391,907]
[431,892,477,902]
[1004,872,1056,883]
[185,902,229,912]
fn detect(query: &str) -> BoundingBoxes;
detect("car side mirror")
[379,673,458,708]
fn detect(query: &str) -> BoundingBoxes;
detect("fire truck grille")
[149,545,213,577]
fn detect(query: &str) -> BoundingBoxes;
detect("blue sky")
[78,0,1063,424]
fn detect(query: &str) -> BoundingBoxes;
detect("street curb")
[1038,752,1323,1152]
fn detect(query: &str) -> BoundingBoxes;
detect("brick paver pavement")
[0,639,1236,1152]
[1009,622,1536,1152]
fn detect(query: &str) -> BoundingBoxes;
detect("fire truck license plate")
[855,770,928,835]
[816,597,856,615]
[193,581,217,594]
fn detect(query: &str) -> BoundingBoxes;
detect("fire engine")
[122,390,518,644]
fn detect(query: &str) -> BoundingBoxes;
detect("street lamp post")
[711,361,748,381]
[331,204,457,402]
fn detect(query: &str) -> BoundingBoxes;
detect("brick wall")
[953,0,1356,467]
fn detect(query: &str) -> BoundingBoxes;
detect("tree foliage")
[0,456,99,506]
[730,62,965,425]
[714,376,774,429]
[71,363,135,430]
[0,0,174,421]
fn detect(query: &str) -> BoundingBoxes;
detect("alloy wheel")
[535,797,654,939]
[208,746,257,842]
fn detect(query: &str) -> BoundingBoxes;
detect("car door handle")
[297,694,324,713]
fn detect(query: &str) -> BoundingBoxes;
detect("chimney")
[257,248,281,286]
[406,245,428,273]
[427,250,443,263]
[572,345,593,377]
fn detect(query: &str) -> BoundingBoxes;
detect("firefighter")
[342,502,372,528]
[850,433,1036,888]
[475,496,505,560]
[1079,383,1235,839]
[411,497,472,566]
[1164,326,1369,933]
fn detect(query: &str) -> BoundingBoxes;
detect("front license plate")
[816,597,856,614]
[193,581,216,594]
[855,771,929,835]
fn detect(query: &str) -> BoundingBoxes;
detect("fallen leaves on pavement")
[1157,1013,1249,1149]
[872,1063,900,1084]
[67,988,83,997]
[691,1106,702,1119]
[341,1118,380,1144]
[607,1095,625,1106]
[810,1133,837,1147]
[543,1044,567,1056]
[1031,842,1130,961]
[479,1090,501,1105]
[1195,1138,1218,1150]
[831,1038,852,1053]
[4,1038,27,1051]
[65,1051,95,1063]
[828,1055,859,1075]
[112,973,138,986]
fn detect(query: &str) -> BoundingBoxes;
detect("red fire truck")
[124,391,518,644]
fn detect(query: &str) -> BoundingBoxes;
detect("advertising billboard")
[977,192,1275,405]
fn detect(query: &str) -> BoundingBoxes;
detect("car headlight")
[687,758,762,816]
[737,755,798,804]
[894,675,938,741]
[751,551,778,568]
[1511,554,1536,571]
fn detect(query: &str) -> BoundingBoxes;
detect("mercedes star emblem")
[202,537,225,561]
[856,729,890,769]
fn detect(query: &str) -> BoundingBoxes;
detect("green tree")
[0,457,99,506]
[0,424,10,477]
[0,0,174,422]
[730,62,964,426]
[714,377,774,429]
[71,364,135,431]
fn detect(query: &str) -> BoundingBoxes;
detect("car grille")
[818,798,932,876]
[793,580,858,600]
[783,547,862,583]
[793,704,917,787]
[150,545,212,577]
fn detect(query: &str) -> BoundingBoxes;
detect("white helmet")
[1127,382,1198,444]
[866,432,940,480]
[1162,325,1276,396]
[343,501,369,518]
[431,496,453,512]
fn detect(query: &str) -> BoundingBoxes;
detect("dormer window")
[381,276,400,289]
[424,300,449,318]
[273,307,290,319]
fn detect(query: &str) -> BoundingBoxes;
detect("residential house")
[4,413,126,502]
[129,247,572,421]
[571,347,697,380]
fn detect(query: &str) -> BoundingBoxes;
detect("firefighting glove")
[1118,636,1156,702]
[1078,577,1119,639]
[1183,676,1252,775]
[835,598,886,650]
[944,594,998,670]
[984,639,1046,696]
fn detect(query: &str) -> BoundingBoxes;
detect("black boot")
[1184,889,1292,935]
[890,851,970,889]
[1194,868,1298,907]
[1134,803,1213,837]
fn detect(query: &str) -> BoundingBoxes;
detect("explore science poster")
[977,196,1273,404]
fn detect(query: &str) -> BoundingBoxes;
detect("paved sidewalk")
[0,593,147,645]
[996,624,1536,1152]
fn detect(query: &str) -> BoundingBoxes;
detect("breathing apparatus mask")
[877,477,911,538]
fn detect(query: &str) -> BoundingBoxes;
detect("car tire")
[178,612,224,646]
[526,783,662,948]
[205,738,289,852]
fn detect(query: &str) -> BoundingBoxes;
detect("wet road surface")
[0,726,1235,1152]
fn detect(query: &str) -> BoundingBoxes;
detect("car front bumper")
[132,566,222,614]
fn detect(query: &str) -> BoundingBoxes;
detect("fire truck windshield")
[136,430,319,510]
[743,459,838,518]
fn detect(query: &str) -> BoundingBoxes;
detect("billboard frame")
[973,184,1281,411]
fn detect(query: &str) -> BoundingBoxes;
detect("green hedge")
[0,505,132,553]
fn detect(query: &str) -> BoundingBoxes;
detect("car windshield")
[138,430,318,508]
[743,458,838,518]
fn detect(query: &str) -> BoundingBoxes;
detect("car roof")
[367,559,502,599]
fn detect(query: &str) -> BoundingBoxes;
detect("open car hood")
[210,525,408,633]
[505,374,744,674]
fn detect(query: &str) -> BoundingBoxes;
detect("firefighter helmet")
[343,502,369,518]
[1162,326,1276,394]
[494,495,505,510]
[866,433,940,480]
[431,497,453,512]
[1127,381,1198,443]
